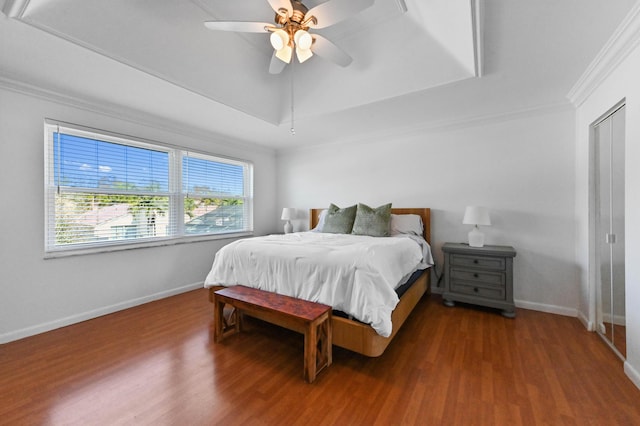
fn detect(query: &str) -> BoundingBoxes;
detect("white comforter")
[204,232,432,337]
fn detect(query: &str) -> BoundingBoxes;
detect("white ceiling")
[1,0,637,149]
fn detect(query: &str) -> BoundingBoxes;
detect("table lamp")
[281,208,294,234]
[463,206,491,247]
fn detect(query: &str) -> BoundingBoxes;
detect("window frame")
[44,120,254,257]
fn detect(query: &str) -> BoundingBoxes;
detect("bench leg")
[319,315,332,369]
[303,323,318,383]
[213,296,225,343]
[303,315,332,383]
[214,298,241,342]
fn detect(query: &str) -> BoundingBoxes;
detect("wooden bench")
[213,286,332,383]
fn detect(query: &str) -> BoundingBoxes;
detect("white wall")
[277,108,578,315]
[0,86,278,343]
[573,8,640,388]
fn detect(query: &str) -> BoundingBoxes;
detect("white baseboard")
[430,291,577,318]
[602,313,627,326]
[514,299,578,317]
[430,292,578,318]
[0,282,203,344]
[577,310,595,331]
[624,361,640,391]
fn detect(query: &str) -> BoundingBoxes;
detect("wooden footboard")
[331,270,430,357]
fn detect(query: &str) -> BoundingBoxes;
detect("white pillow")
[390,214,423,236]
[311,209,328,232]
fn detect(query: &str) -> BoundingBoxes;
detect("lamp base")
[468,226,485,247]
[284,221,293,234]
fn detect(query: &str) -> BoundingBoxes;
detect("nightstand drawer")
[450,282,506,300]
[450,268,505,287]
[450,254,505,271]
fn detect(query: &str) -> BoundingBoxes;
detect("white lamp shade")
[463,206,491,226]
[281,208,294,221]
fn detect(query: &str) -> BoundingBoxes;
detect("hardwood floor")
[1,289,639,425]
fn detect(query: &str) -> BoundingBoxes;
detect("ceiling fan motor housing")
[274,0,317,48]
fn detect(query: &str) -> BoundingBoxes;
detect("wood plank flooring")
[1,289,639,425]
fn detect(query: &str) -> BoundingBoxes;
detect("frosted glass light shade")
[275,45,293,63]
[270,29,289,50]
[294,30,312,49]
[294,30,313,62]
[296,47,313,63]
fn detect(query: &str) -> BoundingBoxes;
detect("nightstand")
[442,243,517,318]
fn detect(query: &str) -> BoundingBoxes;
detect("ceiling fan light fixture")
[204,0,371,74]
[270,29,289,50]
[296,46,313,63]
[294,29,313,50]
[275,44,293,63]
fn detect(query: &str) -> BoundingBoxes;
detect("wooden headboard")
[309,208,431,244]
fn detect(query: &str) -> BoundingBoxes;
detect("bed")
[206,207,432,357]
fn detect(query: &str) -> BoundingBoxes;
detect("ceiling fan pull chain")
[290,59,295,136]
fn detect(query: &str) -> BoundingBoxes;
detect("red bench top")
[214,286,330,322]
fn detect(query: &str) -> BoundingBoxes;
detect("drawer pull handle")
[473,287,479,293]
[473,273,479,278]
[473,259,479,264]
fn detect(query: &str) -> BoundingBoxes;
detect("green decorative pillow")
[322,203,357,234]
[351,203,392,237]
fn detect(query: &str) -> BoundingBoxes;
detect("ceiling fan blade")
[311,34,352,67]
[204,21,274,33]
[269,52,288,74]
[267,0,293,17]
[305,0,374,29]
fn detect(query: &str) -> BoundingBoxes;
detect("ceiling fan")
[204,0,374,74]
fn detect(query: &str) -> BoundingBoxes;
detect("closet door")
[594,104,625,358]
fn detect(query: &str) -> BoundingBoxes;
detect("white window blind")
[45,121,253,253]
[182,152,253,235]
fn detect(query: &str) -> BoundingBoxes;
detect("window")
[182,153,250,235]
[45,121,253,254]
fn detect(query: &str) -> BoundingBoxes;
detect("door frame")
[589,99,626,360]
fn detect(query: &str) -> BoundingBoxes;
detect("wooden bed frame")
[309,207,431,357]
[208,208,431,357]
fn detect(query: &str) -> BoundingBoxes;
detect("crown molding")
[283,101,574,155]
[395,0,408,14]
[413,101,574,135]
[567,2,640,107]
[1,0,30,18]
[0,74,275,155]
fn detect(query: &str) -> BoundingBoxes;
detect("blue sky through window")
[54,133,169,192]
[54,133,245,196]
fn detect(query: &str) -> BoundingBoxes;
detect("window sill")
[44,231,254,259]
